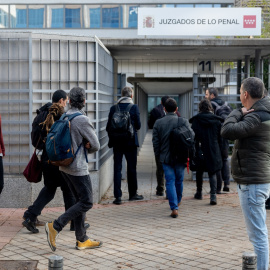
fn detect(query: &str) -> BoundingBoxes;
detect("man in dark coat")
[221,77,270,270]
[205,88,230,193]
[153,98,194,218]
[189,99,223,205]
[148,96,169,196]
[106,87,143,205]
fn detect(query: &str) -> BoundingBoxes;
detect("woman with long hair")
[189,99,223,205]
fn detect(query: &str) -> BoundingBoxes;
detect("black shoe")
[70,223,90,231]
[217,190,222,194]
[210,200,217,205]
[113,197,122,205]
[194,192,202,200]
[129,194,144,201]
[156,191,164,196]
[210,194,217,205]
[22,218,39,233]
[223,186,230,192]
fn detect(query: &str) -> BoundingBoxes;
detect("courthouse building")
[0,0,269,207]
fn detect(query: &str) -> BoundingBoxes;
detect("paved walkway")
[0,132,262,270]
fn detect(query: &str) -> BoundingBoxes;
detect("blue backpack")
[46,112,83,166]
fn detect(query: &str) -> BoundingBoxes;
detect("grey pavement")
[0,131,263,270]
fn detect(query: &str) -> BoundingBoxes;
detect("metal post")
[242,252,257,270]
[255,49,261,78]
[192,73,198,117]
[237,60,242,96]
[244,55,250,79]
[48,255,63,270]
[268,58,270,92]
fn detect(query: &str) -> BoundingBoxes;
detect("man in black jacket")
[106,87,143,205]
[153,98,194,218]
[205,88,230,193]
[221,77,270,270]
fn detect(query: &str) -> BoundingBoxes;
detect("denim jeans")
[238,183,270,270]
[162,163,185,210]
[196,171,217,195]
[54,173,93,242]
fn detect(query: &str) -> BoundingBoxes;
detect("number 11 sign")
[197,60,213,74]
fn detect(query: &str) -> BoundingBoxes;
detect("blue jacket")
[106,102,141,148]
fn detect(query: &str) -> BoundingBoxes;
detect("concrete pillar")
[244,55,250,79]
[237,60,242,95]
[260,58,264,80]
[255,49,261,78]
[48,255,63,270]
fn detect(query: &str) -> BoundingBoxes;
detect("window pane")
[65,5,82,28]
[84,5,101,28]
[0,6,9,28]
[10,5,27,28]
[102,5,120,28]
[47,5,64,28]
[195,4,213,8]
[122,5,138,28]
[29,5,44,28]
[214,4,221,8]
[176,4,194,8]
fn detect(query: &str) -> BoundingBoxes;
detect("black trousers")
[196,170,217,195]
[113,146,138,199]
[24,163,76,222]
[54,173,93,242]
[0,157,3,195]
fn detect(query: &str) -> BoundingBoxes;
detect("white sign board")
[138,8,261,36]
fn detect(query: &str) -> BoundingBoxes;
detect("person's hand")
[85,142,91,149]
[241,107,254,115]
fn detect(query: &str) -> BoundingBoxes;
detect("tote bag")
[23,151,42,183]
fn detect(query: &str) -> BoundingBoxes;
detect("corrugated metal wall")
[0,32,114,174]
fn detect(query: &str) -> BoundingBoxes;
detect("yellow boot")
[76,239,102,250]
[45,222,59,252]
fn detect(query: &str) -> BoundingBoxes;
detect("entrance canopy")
[102,38,270,61]
[127,77,215,95]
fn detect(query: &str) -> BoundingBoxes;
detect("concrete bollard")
[48,255,63,270]
[242,252,257,270]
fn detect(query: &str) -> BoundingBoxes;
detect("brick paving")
[0,131,263,270]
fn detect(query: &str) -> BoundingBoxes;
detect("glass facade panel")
[0,6,9,28]
[195,4,213,8]
[214,4,221,7]
[102,5,120,28]
[29,5,44,28]
[176,4,194,8]
[11,5,27,28]
[65,5,82,28]
[85,6,101,28]
[47,5,64,28]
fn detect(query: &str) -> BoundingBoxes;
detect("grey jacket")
[60,108,100,176]
[152,112,193,164]
[221,97,270,184]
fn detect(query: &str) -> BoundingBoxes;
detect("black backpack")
[109,103,134,141]
[31,103,51,150]
[211,101,232,119]
[170,118,195,164]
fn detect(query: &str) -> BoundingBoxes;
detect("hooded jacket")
[221,97,270,184]
[189,112,223,174]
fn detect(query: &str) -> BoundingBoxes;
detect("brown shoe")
[35,219,45,226]
[170,210,178,218]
